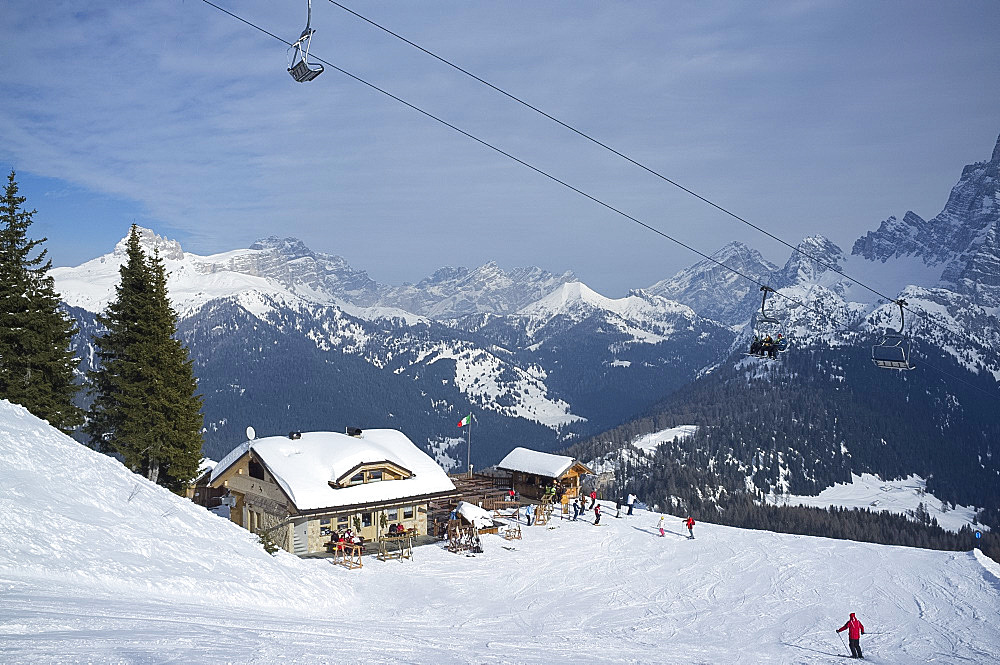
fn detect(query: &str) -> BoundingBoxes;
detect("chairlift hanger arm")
[759,285,777,320]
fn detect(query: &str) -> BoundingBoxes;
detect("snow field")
[1,400,999,663]
[768,473,985,534]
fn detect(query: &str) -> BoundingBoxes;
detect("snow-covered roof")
[210,430,455,511]
[456,501,494,529]
[497,447,589,478]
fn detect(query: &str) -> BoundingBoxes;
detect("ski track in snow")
[1,400,999,664]
[3,512,999,664]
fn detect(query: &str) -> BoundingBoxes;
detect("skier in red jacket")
[684,516,695,539]
[837,612,865,658]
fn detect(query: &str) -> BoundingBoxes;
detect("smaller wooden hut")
[496,447,593,503]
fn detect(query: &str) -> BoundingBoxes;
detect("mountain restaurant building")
[208,429,457,555]
[497,447,593,502]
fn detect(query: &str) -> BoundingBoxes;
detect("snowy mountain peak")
[778,235,845,288]
[381,262,577,318]
[416,265,470,287]
[712,240,766,265]
[993,132,1000,163]
[248,236,316,260]
[520,281,615,316]
[113,226,184,261]
[646,241,779,326]
[517,281,698,336]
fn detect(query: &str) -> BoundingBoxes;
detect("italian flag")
[457,414,471,428]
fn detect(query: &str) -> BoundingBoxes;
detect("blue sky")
[2,0,998,296]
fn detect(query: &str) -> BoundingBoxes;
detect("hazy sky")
[2,0,998,296]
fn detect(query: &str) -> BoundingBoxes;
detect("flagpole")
[467,414,473,478]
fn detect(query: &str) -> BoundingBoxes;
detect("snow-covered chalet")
[497,447,592,503]
[209,429,457,555]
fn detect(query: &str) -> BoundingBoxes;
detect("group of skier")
[749,333,785,359]
[570,490,601,521]
[655,514,696,538]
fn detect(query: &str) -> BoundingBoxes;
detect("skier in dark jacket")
[594,503,602,525]
[762,334,775,358]
[837,613,865,658]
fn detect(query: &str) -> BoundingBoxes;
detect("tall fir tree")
[0,170,82,432]
[86,225,204,491]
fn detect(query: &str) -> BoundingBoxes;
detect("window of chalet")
[362,512,373,528]
[403,505,414,520]
[350,473,364,485]
[249,460,265,480]
[386,508,398,521]
[369,470,383,482]
[337,516,349,529]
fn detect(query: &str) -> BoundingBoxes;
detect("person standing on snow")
[836,612,865,659]
[594,502,602,525]
[658,515,666,537]
[524,504,533,526]
[684,516,695,539]
[572,498,580,521]
[626,493,636,516]
[590,490,597,510]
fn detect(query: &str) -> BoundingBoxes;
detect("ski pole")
[837,631,849,655]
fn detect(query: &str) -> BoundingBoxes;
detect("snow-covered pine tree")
[86,226,204,491]
[0,171,81,432]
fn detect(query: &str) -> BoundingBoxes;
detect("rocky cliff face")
[646,241,779,326]
[853,134,1000,306]
[775,235,847,292]
[374,261,578,319]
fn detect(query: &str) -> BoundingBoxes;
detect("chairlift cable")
[195,0,1000,403]
[322,1,867,293]
[323,1,991,351]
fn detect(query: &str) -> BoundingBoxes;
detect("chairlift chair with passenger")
[745,286,787,360]
[872,299,914,370]
[288,0,324,82]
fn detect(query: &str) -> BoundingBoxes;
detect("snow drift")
[0,400,351,611]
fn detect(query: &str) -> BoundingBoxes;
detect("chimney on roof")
[346,427,363,438]
[288,431,302,440]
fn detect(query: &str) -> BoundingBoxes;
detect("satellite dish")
[246,426,256,441]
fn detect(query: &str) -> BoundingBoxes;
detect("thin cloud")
[1,0,998,294]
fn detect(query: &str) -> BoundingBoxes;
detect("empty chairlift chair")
[872,299,914,370]
[288,0,324,82]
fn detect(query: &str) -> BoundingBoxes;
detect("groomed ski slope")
[1,400,998,664]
